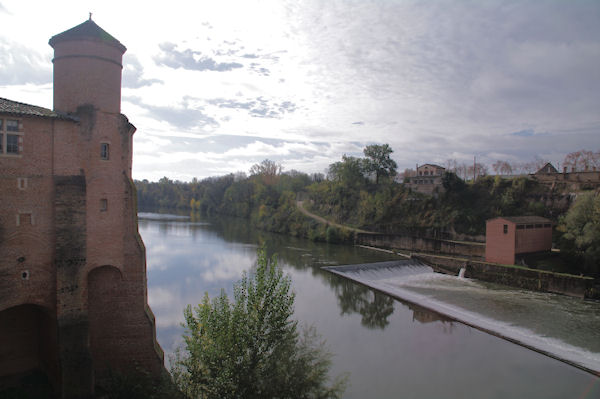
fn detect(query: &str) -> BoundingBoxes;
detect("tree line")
[135,145,599,274]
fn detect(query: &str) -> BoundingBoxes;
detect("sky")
[1,0,599,181]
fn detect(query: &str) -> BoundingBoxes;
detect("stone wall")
[413,254,598,299]
[356,233,485,259]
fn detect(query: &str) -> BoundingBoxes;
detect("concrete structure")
[405,164,446,195]
[485,216,552,265]
[0,19,163,397]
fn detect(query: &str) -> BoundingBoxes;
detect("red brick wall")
[52,39,124,114]
[515,226,552,254]
[485,219,516,264]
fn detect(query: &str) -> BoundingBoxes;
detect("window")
[543,223,551,228]
[516,225,525,230]
[17,178,28,190]
[0,118,22,156]
[100,198,108,212]
[17,213,32,226]
[503,224,508,234]
[100,143,109,160]
[535,224,542,228]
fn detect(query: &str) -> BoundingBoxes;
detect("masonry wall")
[515,226,552,254]
[356,233,485,258]
[485,219,516,264]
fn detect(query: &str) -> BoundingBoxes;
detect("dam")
[323,259,600,376]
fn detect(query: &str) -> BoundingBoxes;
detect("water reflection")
[139,213,600,399]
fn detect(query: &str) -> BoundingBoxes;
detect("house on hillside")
[485,216,552,265]
[405,163,446,195]
[535,162,558,174]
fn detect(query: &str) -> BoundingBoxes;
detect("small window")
[526,224,534,229]
[100,143,109,160]
[534,224,542,228]
[17,178,28,190]
[6,120,19,132]
[516,225,525,230]
[543,223,551,228]
[17,213,32,226]
[6,134,19,154]
[100,198,108,212]
[503,224,508,234]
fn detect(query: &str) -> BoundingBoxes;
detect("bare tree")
[564,149,600,171]
[492,160,513,175]
[249,159,283,185]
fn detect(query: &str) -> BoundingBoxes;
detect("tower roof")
[49,19,126,53]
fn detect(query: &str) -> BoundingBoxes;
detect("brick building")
[0,19,163,397]
[405,163,446,195]
[485,216,553,265]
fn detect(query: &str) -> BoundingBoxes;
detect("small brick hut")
[485,216,553,265]
[0,19,163,397]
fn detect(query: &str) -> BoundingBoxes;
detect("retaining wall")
[414,254,598,299]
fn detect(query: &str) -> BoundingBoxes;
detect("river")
[139,212,600,398]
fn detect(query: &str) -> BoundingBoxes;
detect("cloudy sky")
[1,0,599,181]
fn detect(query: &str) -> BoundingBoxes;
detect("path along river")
[139,212,600,398]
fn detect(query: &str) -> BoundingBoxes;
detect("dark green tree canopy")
[558,191,600,274]
[362,144,397,184]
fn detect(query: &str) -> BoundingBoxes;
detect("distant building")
[535,162,559,174]
[485,216,553,265]
[405,163,446,195]
[0,19,162,397]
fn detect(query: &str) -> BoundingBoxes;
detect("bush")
[171,248,347,399]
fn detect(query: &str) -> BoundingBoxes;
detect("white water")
[324,260,600,375]
[458,267,466,279]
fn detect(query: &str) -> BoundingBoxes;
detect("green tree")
[171,249,346,399]
[557,191,600,274]
[363,144,397,184]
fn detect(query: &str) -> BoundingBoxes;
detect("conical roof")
[49,18,126,53]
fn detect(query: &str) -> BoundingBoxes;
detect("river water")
[139,213,600,398]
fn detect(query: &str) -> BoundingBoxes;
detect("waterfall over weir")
[323,260,600,376]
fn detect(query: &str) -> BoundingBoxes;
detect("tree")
[557,191,600,274]
[249,159,283,185]
[492,160,512,175]
[327,155,365,184]
[171,249,346,399]
[362,144,397,184]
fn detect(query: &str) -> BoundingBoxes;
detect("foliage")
[362,144,397,184]
[135,145,576,239]
[557,191,600,274]
[170,249,346,399]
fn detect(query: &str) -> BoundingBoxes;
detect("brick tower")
[0,18,163,398]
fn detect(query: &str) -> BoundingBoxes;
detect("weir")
[323,260,600,376]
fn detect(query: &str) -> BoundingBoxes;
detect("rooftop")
[48,18,126,53]
[492,216,552,224]
[0,97,77,121]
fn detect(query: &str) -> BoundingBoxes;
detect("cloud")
[126,95,218,130]
[154,42,243,72]
[207,96,296,119]
[0,38,51,84]
[122,54,162,88]
[512,129,534,137]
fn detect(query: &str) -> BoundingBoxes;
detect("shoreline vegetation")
[135,146,600,278]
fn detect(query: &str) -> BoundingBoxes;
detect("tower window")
[100,198,108,212]
[100,143,109,160]
[503,224,508,234]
